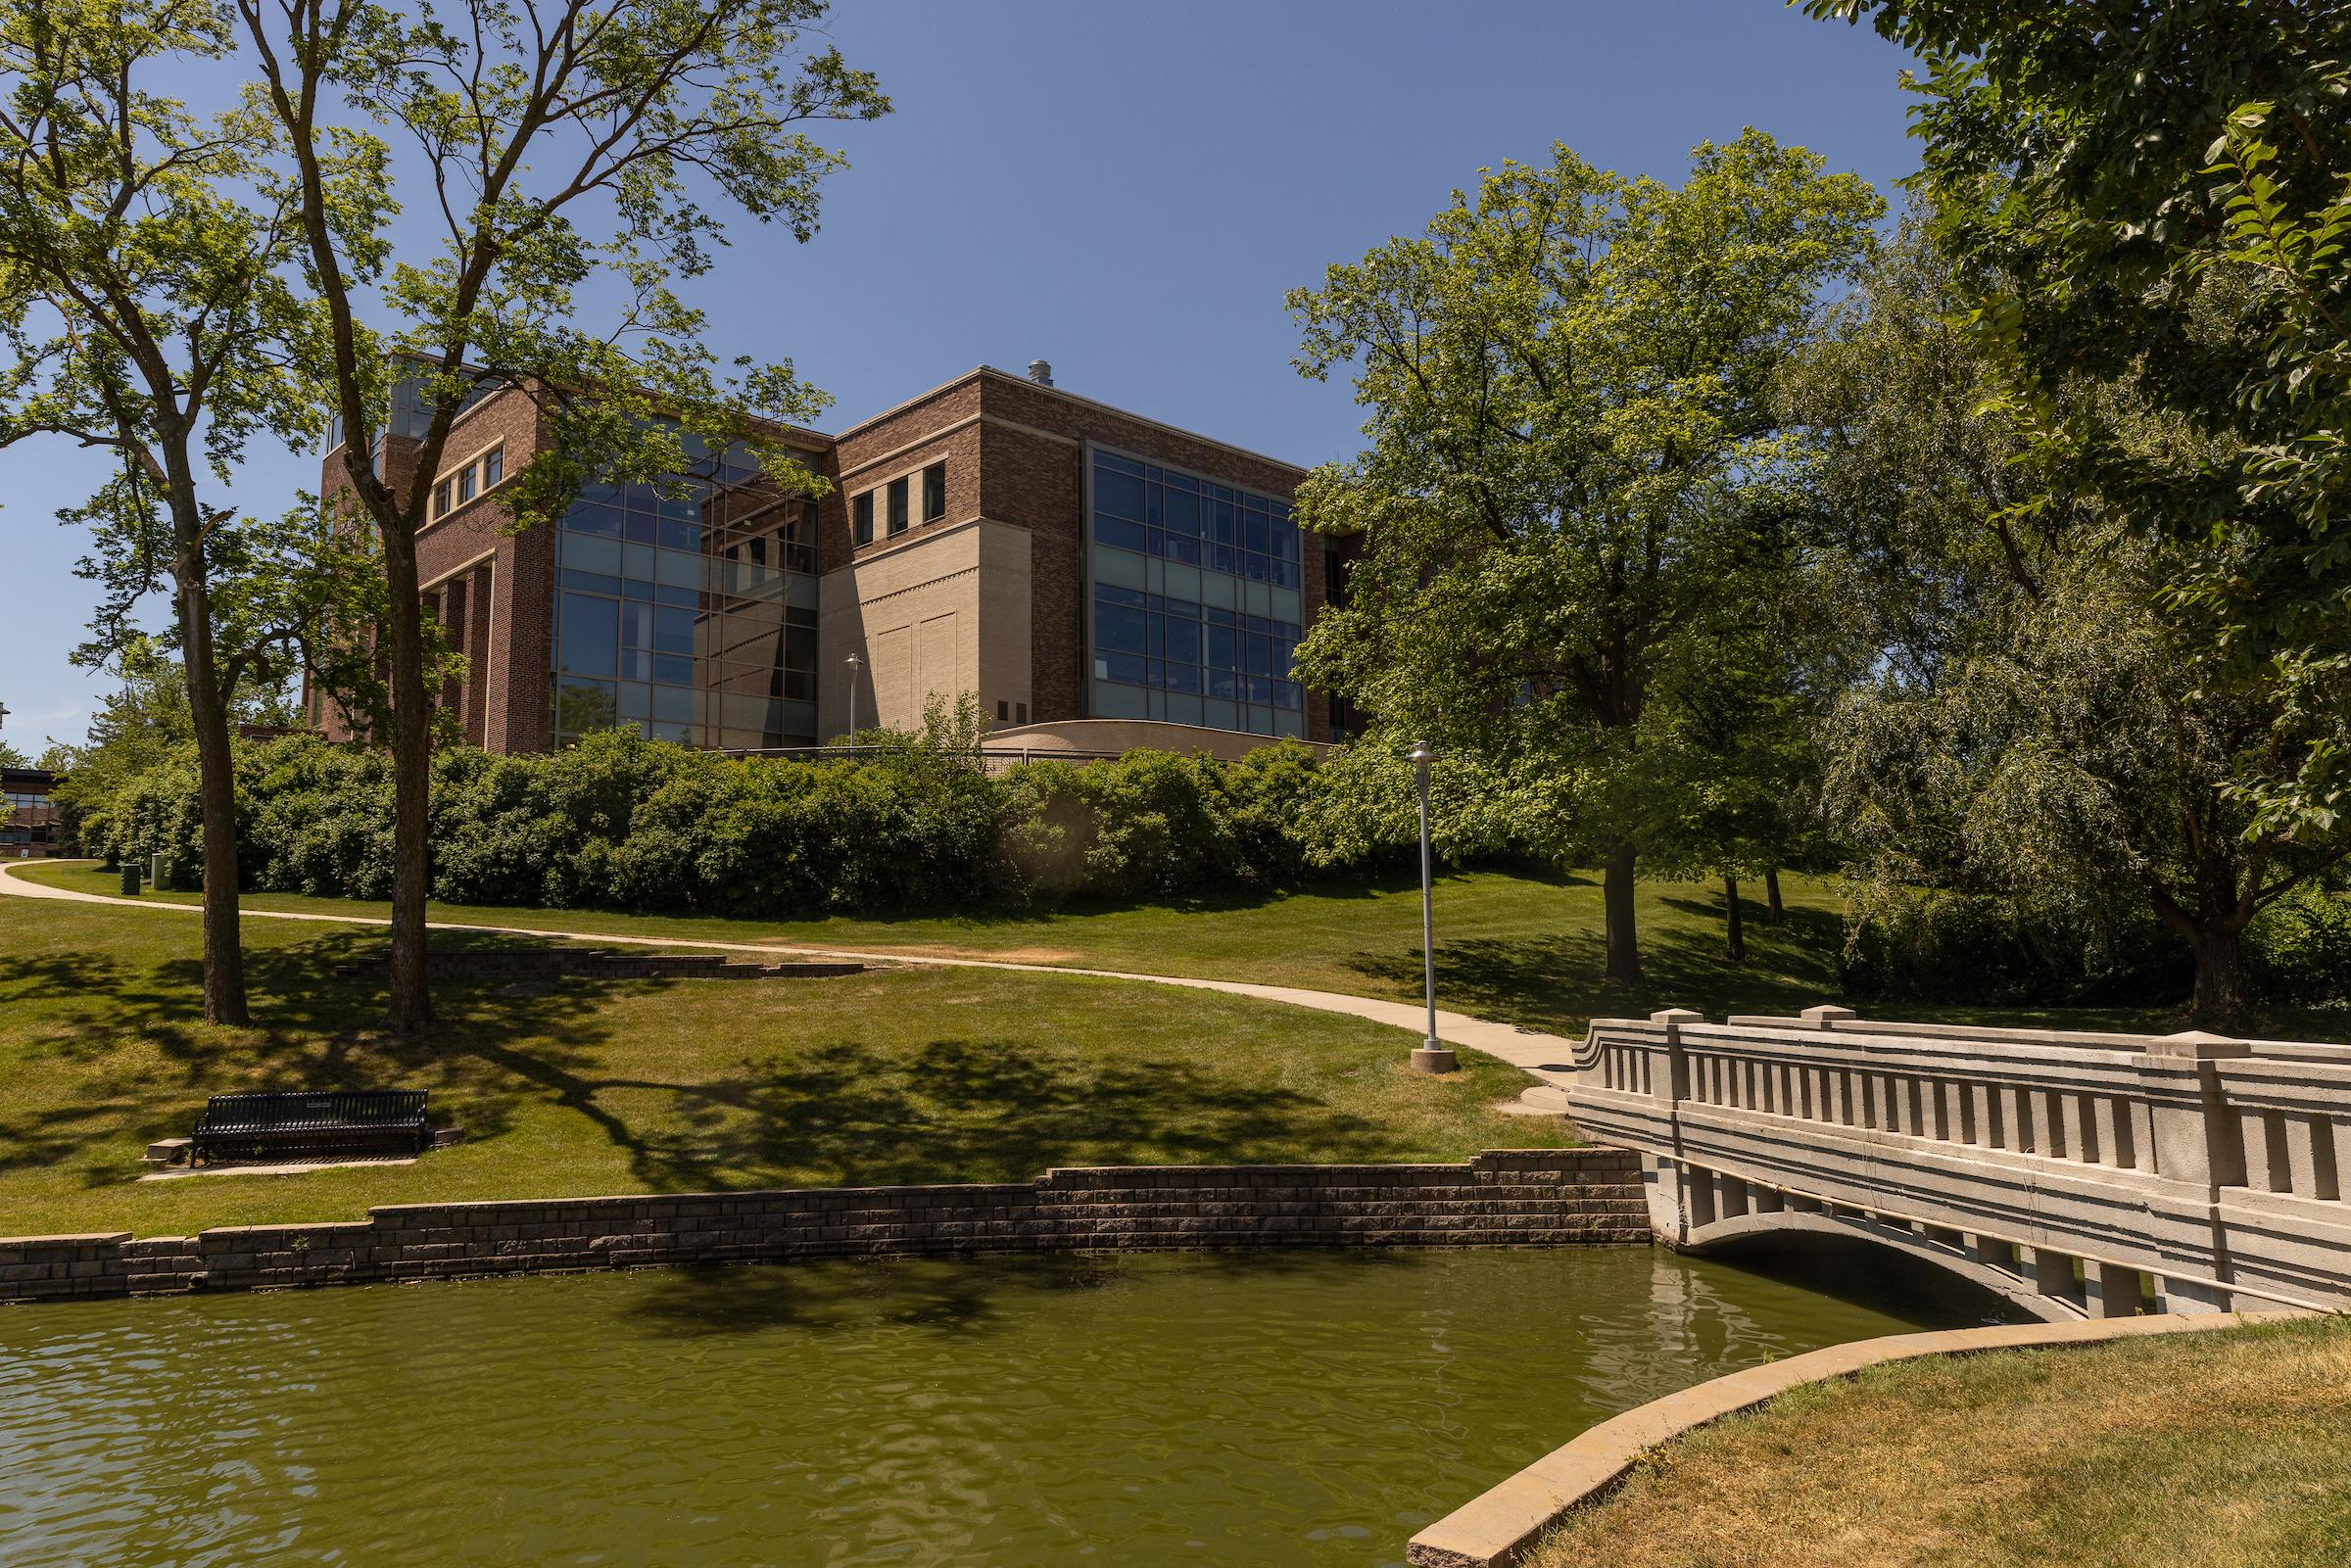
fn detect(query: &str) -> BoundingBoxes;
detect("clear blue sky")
[0,0,1917,753]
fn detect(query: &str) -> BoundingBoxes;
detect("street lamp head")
[1408,739,1434,767]
[845,652,862,670]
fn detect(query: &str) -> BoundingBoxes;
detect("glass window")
[558,593,619,676]
[565,502,622,538]
[457,464,476,502]
[887,476,909,536]
[653,653,696,686]
[853,491,873,546]
[556,676,618,734]
[1164,489,1200,537]
[1094,514,1146,554]
[653,604,696,655]
[483,446,504,487]
[922,461,946,522]
[1096,467,1145,520]
[1096,601,1149,654]
[433,479,452,519]
[561,568,622,596]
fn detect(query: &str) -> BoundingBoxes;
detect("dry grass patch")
[1529,1315,2351,1568]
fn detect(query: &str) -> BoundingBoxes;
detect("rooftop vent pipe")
[1027,359,1054,387]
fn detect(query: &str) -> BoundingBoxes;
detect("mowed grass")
[0,896,1563,1239]
[24,859,2334,1041]
[1528,1314,2351,1568]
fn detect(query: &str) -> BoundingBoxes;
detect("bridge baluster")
[2283,1115,2340,1201]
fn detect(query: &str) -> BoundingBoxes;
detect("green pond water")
[0,1245,1991,1567]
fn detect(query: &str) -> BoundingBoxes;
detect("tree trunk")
[1603,841,1642,984]
[380,527,435,1030]
[1722,874,1747,963]
[1763,866,1785,925]
[2191,922,2251,1035]
[176,574,250,1027]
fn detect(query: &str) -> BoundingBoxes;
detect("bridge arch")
[1565,1007,2351,1319]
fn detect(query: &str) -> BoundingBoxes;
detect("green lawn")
[24,858,2327,1041]
[0,895,1562,1239]
[1528,1314,2351,1568]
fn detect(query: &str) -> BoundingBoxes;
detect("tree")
[229,0,888,1027]
[0,0,338,1023]
[47,634,300,832]
[1287,131,1881,982]
[1798,224,2351,1029]
[1802,0,2351,845]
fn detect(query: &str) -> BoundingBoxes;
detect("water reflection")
[0,1246,1993,1567]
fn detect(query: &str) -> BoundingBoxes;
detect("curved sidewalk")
[0,863,1582,1088]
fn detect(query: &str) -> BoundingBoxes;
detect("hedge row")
[82,732,1436,916]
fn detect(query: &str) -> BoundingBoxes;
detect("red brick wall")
[966,371,1324,737]
[821,376,985,571]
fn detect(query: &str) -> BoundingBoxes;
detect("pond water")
[0,1245,1990,1567]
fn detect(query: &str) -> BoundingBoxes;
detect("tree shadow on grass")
[445,1030,1420,1199]
[2,924,1492,1223]
[1344,902,1849,1035]
[0,930,634,1188]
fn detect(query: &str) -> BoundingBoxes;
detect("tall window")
[1086,449,1306,737]
[922,460,946,522]
[550,438,821,750]
[433,479,453,519]
[887,475,909,536]
[853,491,874,546]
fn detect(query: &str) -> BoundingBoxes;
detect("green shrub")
[81,730,1410,919]
[2247,885,2351,1011]
[1839,884,2191,1006]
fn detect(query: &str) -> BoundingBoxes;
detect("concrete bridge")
[1556,1006,2351,1321]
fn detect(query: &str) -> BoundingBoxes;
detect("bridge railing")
[1565,1005,2351,1316]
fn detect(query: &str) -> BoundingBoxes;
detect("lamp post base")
[1411,1045,1459,1074]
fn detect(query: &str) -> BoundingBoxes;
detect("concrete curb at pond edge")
[0,861,1586,1089]
[1403,1309,2308,1568]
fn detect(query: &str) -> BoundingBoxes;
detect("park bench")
[189,1090,431,1165]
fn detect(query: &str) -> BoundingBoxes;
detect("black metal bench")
[189,1090,431,1165]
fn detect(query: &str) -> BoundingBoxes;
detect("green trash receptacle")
[120,861,142,896]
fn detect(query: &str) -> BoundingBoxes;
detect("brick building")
[3,765,65,858]
[312,362,1348,757]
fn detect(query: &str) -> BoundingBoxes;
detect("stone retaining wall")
[0,1149,1645,1305]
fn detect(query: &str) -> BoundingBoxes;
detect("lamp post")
[844,651,865,737]
[1409,738,1456,1073]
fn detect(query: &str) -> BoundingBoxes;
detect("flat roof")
[830,365,1309,477]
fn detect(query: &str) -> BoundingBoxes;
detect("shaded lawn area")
[23,859,2348,1042]
[1528,1314,2351,1568]
[0,898,1562,1239]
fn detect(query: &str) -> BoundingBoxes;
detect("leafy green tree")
[1802,0,2351,845]
[1799,225,2351,1028]
[1287,131,1881,982]
[0,0,351,1023]
[227,0,888,1027]
[49,635,302,807]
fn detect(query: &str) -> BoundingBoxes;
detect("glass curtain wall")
[551,439,821,749]
[1086,450,1305,737]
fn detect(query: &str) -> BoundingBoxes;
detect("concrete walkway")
[0,862,1584,1090]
